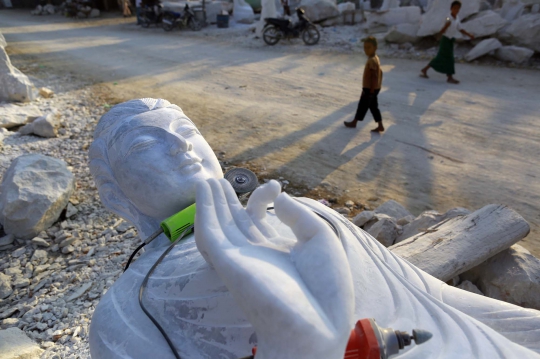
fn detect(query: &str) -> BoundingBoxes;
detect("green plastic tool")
[161,203,196,241]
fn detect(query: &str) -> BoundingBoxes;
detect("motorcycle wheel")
[188,18,202,31]
[263,26,281,46]
[302,24,320,46]
[141,20,150,28]
[163,22,173,31]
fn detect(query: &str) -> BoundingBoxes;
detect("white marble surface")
[89,99,540,359]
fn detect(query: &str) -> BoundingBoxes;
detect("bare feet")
[344,120,357,128]
[371,122,385,133]
[420,69,429,78]
[447,77,460,84]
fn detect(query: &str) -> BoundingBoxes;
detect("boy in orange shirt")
[344,36,384,133]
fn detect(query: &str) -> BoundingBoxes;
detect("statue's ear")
[99,183,138,226]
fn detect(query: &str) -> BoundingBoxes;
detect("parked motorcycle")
[263,8,320,46]
[162,4,202,32]
[141,4,163,28]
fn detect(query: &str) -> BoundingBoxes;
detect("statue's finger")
[246,180,281,239]
[247,180,281,220]
[195,181,232,262]
[219,178,267,244]
[208,178,249,247]
[274,192,335,244]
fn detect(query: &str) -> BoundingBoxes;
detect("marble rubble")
[0,31,6,48]
[39,87,54,99]
[465,38,502,61]
[300,0,340,22]
[502,13,540,52]
[31,4,56,15]
[338,1,356,13]
[365,214,402,246]
[0,104,42,129]
[233,0,255,23]
[373,199,412,219]
[457,280,484,295]
[333,0,540,65]
[0,327,43,359]
[0,154,75,240]
[84,98,540,359]
[19,114,59,138]
[384,23,421,43]
[500,0,525,21]
[460,10,508,38]
[0,35,37,103]
[367,6,422,29]
[462,244,540,310]
[495,45,534,63]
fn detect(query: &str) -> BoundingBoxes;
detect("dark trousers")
[354,88,382,123]
[136,7,142,24]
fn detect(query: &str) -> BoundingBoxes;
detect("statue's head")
[89,99,223,235]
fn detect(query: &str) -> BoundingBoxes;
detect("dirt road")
[2,11,540,255]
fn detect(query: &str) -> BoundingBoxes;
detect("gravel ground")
[0,68,139,359]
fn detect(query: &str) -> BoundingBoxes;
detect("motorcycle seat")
[265,18,291,28]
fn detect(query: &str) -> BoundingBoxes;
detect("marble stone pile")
[233,0,255,23]
[31,4,56,15]
[307,0,538,64]
[396,0,538,62]
[0,32,37,103]
[347,199,540,310]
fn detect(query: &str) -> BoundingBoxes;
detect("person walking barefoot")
[420,1,474,84]
[344,36,384,133]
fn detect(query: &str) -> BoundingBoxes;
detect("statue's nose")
[169,134,193,155]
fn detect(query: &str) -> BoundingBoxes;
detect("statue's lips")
[178,157,202,170]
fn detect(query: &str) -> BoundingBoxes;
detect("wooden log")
[389,204,530,282]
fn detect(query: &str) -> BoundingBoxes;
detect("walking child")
[344,36,384,132]
[420,1,475,84]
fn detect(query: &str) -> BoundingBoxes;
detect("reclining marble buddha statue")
[88,98,540,359]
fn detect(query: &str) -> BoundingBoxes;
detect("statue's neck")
[137,217,171,250]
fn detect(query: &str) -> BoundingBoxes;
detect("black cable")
[139,227,193,359]
[124,227,164,272]
[124,242,146,272]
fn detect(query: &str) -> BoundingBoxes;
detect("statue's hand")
[195,179,354,359]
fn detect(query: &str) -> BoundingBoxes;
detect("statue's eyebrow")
[170,117,198,132]
[108,125,157,150]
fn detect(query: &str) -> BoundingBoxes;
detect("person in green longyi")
[420,0,475,84]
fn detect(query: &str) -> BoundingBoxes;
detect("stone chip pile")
[0,67,141,358]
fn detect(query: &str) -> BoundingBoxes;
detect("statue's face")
[108,107,222,220]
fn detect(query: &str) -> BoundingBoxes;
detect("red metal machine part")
[249,318,432,359]
[344,319,383,359]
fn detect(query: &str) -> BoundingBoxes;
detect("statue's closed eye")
[176,126,199,137]
[124,139,159,159]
